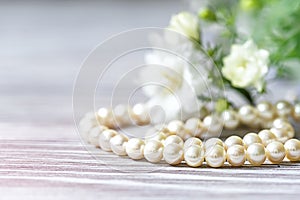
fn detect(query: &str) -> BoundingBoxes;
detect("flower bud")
[198,8,216,22]
[168,12,200,41]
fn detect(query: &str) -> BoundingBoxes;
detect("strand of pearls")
[79,101,300,168]
[82,101,300,139]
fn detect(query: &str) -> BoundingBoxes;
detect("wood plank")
[1,138,300,199]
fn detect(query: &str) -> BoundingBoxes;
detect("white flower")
[168,12,200,41]
[222,40,269,92]
[139,51,207,121]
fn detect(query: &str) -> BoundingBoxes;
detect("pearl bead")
[167,120,184,134]
[88,125,107,146]
[246,143,266,166]
[271,122,295,143]
[145,131,166,142]
[221,110,240,130]
[79,117,97,140]
[292,103,300,121]
[273,118,289,127]
[84,111,97,120]
[243,133,262,148]
[125,138,145,160]
[184,137,202,150]
[226,145,246,166]
[144,140,164,163]
[113,104,131,127]
[224,136,244,150]
[238,105,258,125]
[154,124,169,134]
[258,129,277,146]
[204,138,224,151]
[248,118,262,129]
[109,134,128,156]
[203,115,223,137]
[260,119,274,129]
[256,101,276,121]
[167,120,188,139]
[163,143,184,165]
[164,135,184,147]
[266,141,286,164]
[98,129,118,151]
[276,100,292,118]
[284,139,300,161]
[205,144,225,168]
[130,104,150,125]
[185,118,207,138]
[184,145,205,167]
[97,107,115,128]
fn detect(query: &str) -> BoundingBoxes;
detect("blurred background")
[1,0,299,140]
[0,0,188,139]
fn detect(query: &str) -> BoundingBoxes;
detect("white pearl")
[276,100,292,118]
[167,120,189,139]
[271,122,295,143]
[238,105,258,125]
[130,104,150,125]
[88,125,107,146]
[224,136,244,150]
[292,103,300,121]
[125,138,145,160]
[246,143,266,166]
[167,120,184,134]
[184,137,202,150]
[221,110,240,130]
[203,115,223,137]
[204,138,224,151]
[226,145,246,166]
[284,139,300,161]
[145,131,166,142]
[248,118,262,129]
[163,143,184,165]
[113,104,131,127]
[98,129,118,151]
[243,133,262,148]
[205,144,225,168]
[185,118,207,138]
[184,145,205,167]
[256,101,276,120]
[79,117,97,140]
[266,141,286,164]
[273,118,289,127]
[83,111,97,120]
[258,129,277,146]
[154,124,169,133]
[164,135,184,147]
[97,107,115,128]
[144,140,164,163]
[109,134,128,156]
[260,119,274,129]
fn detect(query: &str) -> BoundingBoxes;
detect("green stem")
[231,86,255,105]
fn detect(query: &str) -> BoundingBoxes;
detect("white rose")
[222,40,269,92]
[168,12,200,41]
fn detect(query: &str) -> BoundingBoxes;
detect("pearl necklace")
[78,101,300,168]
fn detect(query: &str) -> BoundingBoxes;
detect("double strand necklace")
[79,100,300,168]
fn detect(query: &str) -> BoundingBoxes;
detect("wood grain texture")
[1,137,300,200]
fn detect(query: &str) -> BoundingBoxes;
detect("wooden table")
[1,123,300,200]
[1,1,300,199]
